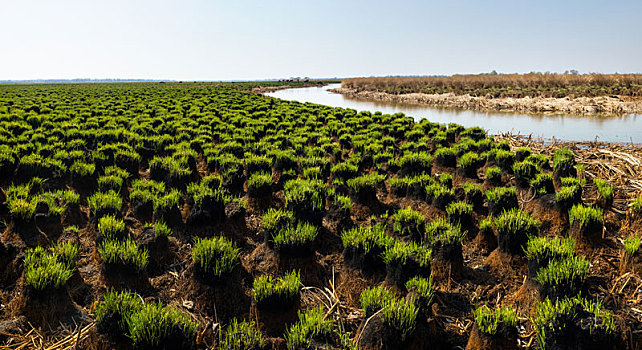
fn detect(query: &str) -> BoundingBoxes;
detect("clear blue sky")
[2,0,641,80]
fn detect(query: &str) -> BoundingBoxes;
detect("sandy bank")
[252,83,326,94]
[330,88,642,115]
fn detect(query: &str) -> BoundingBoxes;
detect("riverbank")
[330,87,642,115]
[251,82,328,94]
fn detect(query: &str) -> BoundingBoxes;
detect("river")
[265,84,642,144]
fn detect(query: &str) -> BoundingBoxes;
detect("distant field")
[343,73,642,98]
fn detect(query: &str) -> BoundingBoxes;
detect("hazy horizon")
[2,0,641,81]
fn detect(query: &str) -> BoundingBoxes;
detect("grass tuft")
[272,221,318,250]
[219,319,263,350]
[192,236,239,278]
[253,271,300,305]
[285,307,333,350]
[24,246,74,290]
[98,239,149,272]
[472,305,518,335]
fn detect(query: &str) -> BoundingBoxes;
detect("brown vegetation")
[343,73,642,98]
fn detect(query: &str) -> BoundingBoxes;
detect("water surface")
[266,84,642,144]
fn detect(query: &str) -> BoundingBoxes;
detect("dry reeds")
[343,73,642,98]
[495,133,642,206]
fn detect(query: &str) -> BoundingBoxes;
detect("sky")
[1,0,641,81]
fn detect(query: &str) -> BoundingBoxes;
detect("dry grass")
[343,73,642,98]
[494,133,642,203]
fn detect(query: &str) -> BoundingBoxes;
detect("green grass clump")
[534,298,575,348]
[525,153,550,169]
[334,194,352,213]
[253,271,300,305]
[458,151,481,176]
[560,177,584,188]
[346,172,386,194]
[219,319,264,350]
[285,307,333,350]
[553,148,576,176]
[398,152,432,175]
[70,161,95,177]
[187,182,229,211]
[495,149,515,170]
[8,198,36,221]
[341,224,394,254]
[393,207,426,237]
[515,147,532,161]
[479,217,493,232]
[494,209,539,254]
[88,190,123,218]
[272,221,318,250]
[360,285,397,317]
[434,147,456,167]
[24,246,74,290]
[593,178,614,206]
[152,190,182,218]
[633,196,642,212]
[98,175,124,193]
[437,173,453,188]
[153,221,172,238]
[284,178,327,212]
[405,276,434,305]
[247,171,272,197]
[245,154,272,175]
[624,236,641,256]
[261,208,293,235]
[382,241,431,267]
[512,160,538,184]
[5,184,30,201]
[534,256,589,297]
[95,289,143,334]
[426,183,455,209]
[494,209,539,236]
[98,239,149,272]
[331,162,359,181]
[446,201,473,226]
[485,166,502,185]
[568,204,603,232]
[425,218,465,246]
[98,214,127,241]
[534,297,615,349]
[531,173,555,195]
[381,298,419,341]
[463,183,483,205]
[192,236,239,278]
[53,241,79,269]
[302,166,322,179]
[524,237,576,264]
[32,191,67,217]
[127,301,199,349]
[472,305,518,335]
[555,184,582,209]
[486,187,518,215]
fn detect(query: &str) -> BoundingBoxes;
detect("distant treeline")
[342,73,642,98]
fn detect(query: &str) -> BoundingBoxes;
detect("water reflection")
[265,84,641,144]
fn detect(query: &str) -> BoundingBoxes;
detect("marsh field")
[0,81,641,350]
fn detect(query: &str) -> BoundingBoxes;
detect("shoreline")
[251,82,328,94]
[330,87,642,116]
